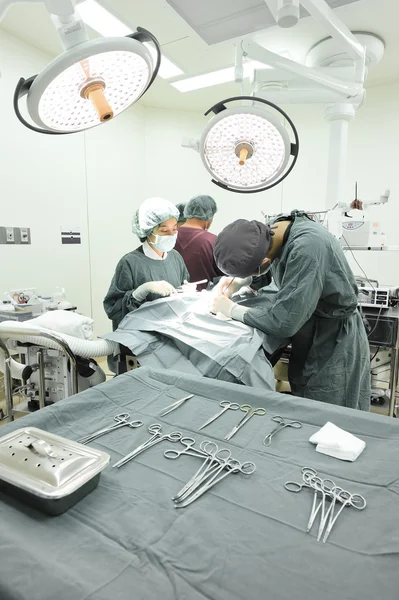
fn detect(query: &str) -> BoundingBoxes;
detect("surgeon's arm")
[103,259,141,325]
[239,251,323,338]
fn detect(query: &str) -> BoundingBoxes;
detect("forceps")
[175,459,257,508]
[164,437,212,461]
[159,394,194,417]
[113,424,183,468]
[285,467,366,543]
[322,488,366,543]
[263,416,302,446]
[77,413,143,445]
[172,443,232,503]
[224,404,266,440]
[198,401,241,431]
[285,472,334,539]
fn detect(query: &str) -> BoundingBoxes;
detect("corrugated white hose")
[0,326,118,381]
[0,354,26,379]
[0,328,118,358]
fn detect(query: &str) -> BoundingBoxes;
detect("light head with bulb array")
[13,26,161,135]
[199,96,299,194]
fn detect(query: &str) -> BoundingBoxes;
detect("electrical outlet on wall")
[20,228,29,243]
[6,227,14,243]
[0,227,31,244]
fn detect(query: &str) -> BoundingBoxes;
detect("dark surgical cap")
[214,219,273,277]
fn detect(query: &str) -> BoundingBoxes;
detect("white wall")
[85,106,147,335]
[0,30,91,316]
[1,28,398,339]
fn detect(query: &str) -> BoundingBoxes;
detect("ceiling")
[1,0,398,112]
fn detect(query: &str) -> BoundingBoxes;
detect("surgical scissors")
[77,413,143,445]
[263,416,302,446]
[224,404,266,440]
[113,424,183,468]
[198,401,241,431]
[159,394,194,417]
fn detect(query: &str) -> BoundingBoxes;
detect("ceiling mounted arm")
[299,0,366,83]
[0,0,78,21]
[0,0,39,20]
[241,39,363,99]
[0,0,87,49]
[299,0,364,61]
[265,0,300,28]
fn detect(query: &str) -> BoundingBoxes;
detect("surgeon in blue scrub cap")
[104,197,189,330]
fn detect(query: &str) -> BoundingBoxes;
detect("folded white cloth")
[309,422,366,462]
[0,310,94,340]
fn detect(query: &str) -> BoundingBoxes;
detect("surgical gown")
[243,212,371,410]
[104,247,189,329]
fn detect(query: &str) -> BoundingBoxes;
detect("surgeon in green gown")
[104,197,189,330]
[211,211,370,410]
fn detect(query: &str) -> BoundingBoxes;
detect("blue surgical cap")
[176,202,187,223]
[132,197,179,238]
[184,195,217,221]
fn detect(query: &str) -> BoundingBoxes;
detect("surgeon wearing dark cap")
[211,211,370,411]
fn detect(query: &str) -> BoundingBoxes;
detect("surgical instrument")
[164,437,215,461]
[77,413,143,445]
[224,404,266,440]
[167,440,226,501]
[164,438,256,507]
[284,467,366,543]
[172,443,232,503]
[177,279,208,292]
[198,401,241,431]
[322,488,366,543]
[263,416,302,446]
[159,394,194,417]
[113,424,183,468]
[175,458,256,508]
[294,469,336,538]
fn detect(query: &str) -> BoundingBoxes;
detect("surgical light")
[199,96,299,193]
[0,1,161,135]
[14,28,160,135]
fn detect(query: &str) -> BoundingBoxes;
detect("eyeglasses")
[253,260,271,278]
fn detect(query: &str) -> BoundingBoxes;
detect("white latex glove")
[215,276,252,298]
[133,281,177,302]
[210,293,234,318]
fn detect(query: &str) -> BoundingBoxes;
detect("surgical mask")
[151,233,177,252]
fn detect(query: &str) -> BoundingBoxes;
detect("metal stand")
[0,338,14,421]
[0,328,79,421]
[389,332,399,418]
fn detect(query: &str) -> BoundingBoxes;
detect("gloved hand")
[210,293,234,318]
[133,281,177,302]
[215,276,253,298]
